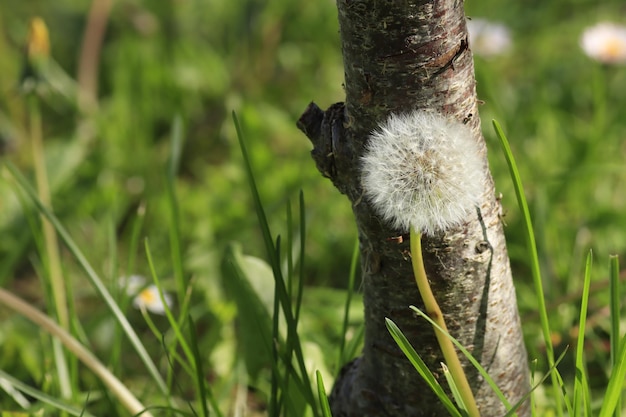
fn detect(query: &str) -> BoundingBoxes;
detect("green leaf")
[221,243,274,381]
[316,370,333,417]
[187,315,211,417]
[441,363,469,416]
[599,333,626,417]
[573,251,592,417]
[338,236,360,371]
[609,255,622,417]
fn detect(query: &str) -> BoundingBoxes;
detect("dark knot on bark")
[297,101,351,195]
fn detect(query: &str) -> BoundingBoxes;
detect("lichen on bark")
[297,1,530,416]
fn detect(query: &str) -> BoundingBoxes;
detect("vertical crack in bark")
[297,1,530,416]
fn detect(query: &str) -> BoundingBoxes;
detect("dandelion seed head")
[361,110,484,235]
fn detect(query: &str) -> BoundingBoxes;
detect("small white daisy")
[467,18,512,58]
[120,275,173,315]
[580,22,626,64]
[123,274,147,296]
[133,284,174,315]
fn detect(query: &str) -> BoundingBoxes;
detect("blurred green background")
[1,0,626,414]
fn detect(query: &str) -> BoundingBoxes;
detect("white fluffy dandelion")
[580,22,626,64]
[360,110,484,235]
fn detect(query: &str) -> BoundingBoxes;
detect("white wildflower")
[360,110,484,235]
[467,18,512,57]
[121,275,173,315]
[133,285,174,315]
[580,22,626,64]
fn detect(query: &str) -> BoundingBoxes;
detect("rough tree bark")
[297,1,530,417]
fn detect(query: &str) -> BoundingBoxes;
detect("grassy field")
[1,0,626,415]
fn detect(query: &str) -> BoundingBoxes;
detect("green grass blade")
[492,119,552,353]
[145,240,221,417]
[27,96,71,383]
[187,314,219,417]
[296,190,306,324]
[316,370,333,417]
[492,120,563,415]
[530,359,537,417]
[274,235,314,415]
[159,336,194,381]
[0,370,96,417]
[111,204,145,372]
[276,225,317,412]
[343,323,364,362]
[221,242,311,414]
[573,251,592,417]
[599,333,626,417]
[144,239,195,373]
[385,318,463,417]
[337,235,359,372]
[408,306,514,413]
[233,112,318,416]
[165,116,187,304]
[609,255,621,364]
[4,161,169,395]
[283,197,311,415]
[163,118,198,397]
[277,191,309,415]
[168,116,184,180]
[286,198,294,299]
[441,363,469,416]
[609,255,621,417]
[283,204,295,415]
[279,191,309,413]
[127,204,146,279]
[505,349,570,417]
[130,405,196,417]
[557,368,573,417]
[232,112,275,262]
[271,237,282,416]
[106,216,119,301]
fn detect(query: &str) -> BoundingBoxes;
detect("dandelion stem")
[410,226,480,417]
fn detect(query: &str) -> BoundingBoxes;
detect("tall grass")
[4,110,623,415]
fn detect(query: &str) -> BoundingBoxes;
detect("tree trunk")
[297,1,530,416]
